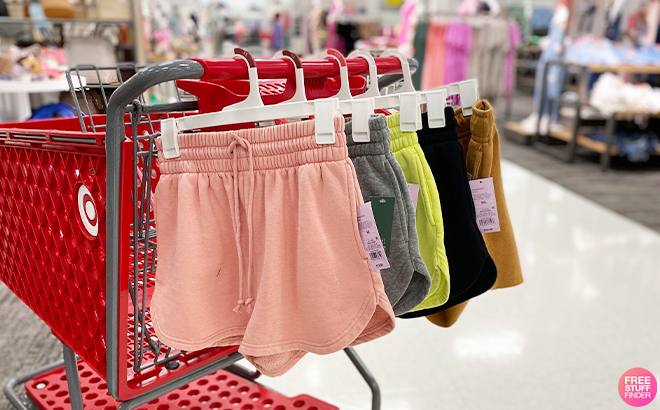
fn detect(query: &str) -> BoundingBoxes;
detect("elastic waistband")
[386,112,420,152]
[156,116,348,173]
[417,108,459,146]
[345,114,391,157]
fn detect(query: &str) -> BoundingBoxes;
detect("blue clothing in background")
[534,17,566,122]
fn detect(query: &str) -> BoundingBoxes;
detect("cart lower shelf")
[25,360,338,410]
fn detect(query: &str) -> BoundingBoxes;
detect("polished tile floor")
[258,160,660,410]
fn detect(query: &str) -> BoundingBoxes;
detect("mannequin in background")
[520,0,571,135]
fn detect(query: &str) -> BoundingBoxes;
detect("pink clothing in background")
[326,20,340,50]
[421,23,446,90]
[397,0,417,49]
[457,0,481,16]
[444,22,473,85]
[151,116,395,377]
[505,21,521,97]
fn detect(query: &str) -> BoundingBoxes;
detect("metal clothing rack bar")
[195,56,415,81]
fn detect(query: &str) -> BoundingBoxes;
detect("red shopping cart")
[0,53,416,410]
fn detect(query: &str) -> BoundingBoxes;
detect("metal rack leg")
[4,360,65,410]
[344,347,380,410]
[567,102,581,163]
[225,363,262,381]
[568,66,588,163]
[601,116,617,171]
[533,60,549,146]
[63,344,85,410]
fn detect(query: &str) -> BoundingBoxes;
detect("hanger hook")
[347,50,381,98]
[380,49,415,93]
[273,49,307,102]
[323,49,352,101]
[225,47,264,111]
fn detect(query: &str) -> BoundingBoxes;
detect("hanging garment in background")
[400,108,497,319]
[397,0,418,57]
[443,22,473,86]
[326,20,343,51]
[413,18,429,90]
[307,4,325,54]
[346,115,432,316]
[357,20,380,40]
[387,113,450,311]
[472,20,510,101]
[421,22,447,90]
[337,22,359,55]
[151,117,395,376]
[467,23,482,81]
[504,21,521,97]
[427,100,523,328]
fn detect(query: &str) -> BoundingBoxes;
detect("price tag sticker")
[407,183,419,210]
[356,202,391,271]
[469,177,501,234]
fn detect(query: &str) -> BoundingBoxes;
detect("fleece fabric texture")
[400,108,497,319]
[427,100,523,328]
[387,112,450,311]
[151,116,395,376]
[345,114,431,316]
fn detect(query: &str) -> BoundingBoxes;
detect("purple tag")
[407,183,420,211]
[469,177,501,234]
[356,202,390,271]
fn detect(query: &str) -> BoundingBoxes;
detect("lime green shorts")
[387,113,449,311]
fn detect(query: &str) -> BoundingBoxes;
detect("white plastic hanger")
[272,49,306,103]
[224,48,264,112]
[348,50,447,130]
[347,49,380,98]
[345,50,381,142]
[420,88,448,128]
[379,50,421,132]
[324,49,374,142]
[160,48,340,159]
[423,79,479,116]
[323,49,352,101]
[347,50,402,119]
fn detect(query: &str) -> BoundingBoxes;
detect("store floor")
[1,161,659,409]
[262,161,660,409]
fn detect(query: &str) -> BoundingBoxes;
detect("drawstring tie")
[228,134,256,314]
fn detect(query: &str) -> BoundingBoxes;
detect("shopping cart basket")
[0,55,416,410]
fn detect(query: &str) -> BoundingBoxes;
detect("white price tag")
[469,177,501,234]
[356,202,390,271]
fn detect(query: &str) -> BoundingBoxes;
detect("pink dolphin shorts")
[151,116,395,376]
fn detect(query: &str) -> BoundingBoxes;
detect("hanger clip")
[426,89,447,128]
[161,117,180,159]
[458,79,479,116]
[314,98,338,144]
[351,98,375,142]
[399,92,422,132]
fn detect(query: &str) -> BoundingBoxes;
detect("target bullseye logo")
[77,184,98,238]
